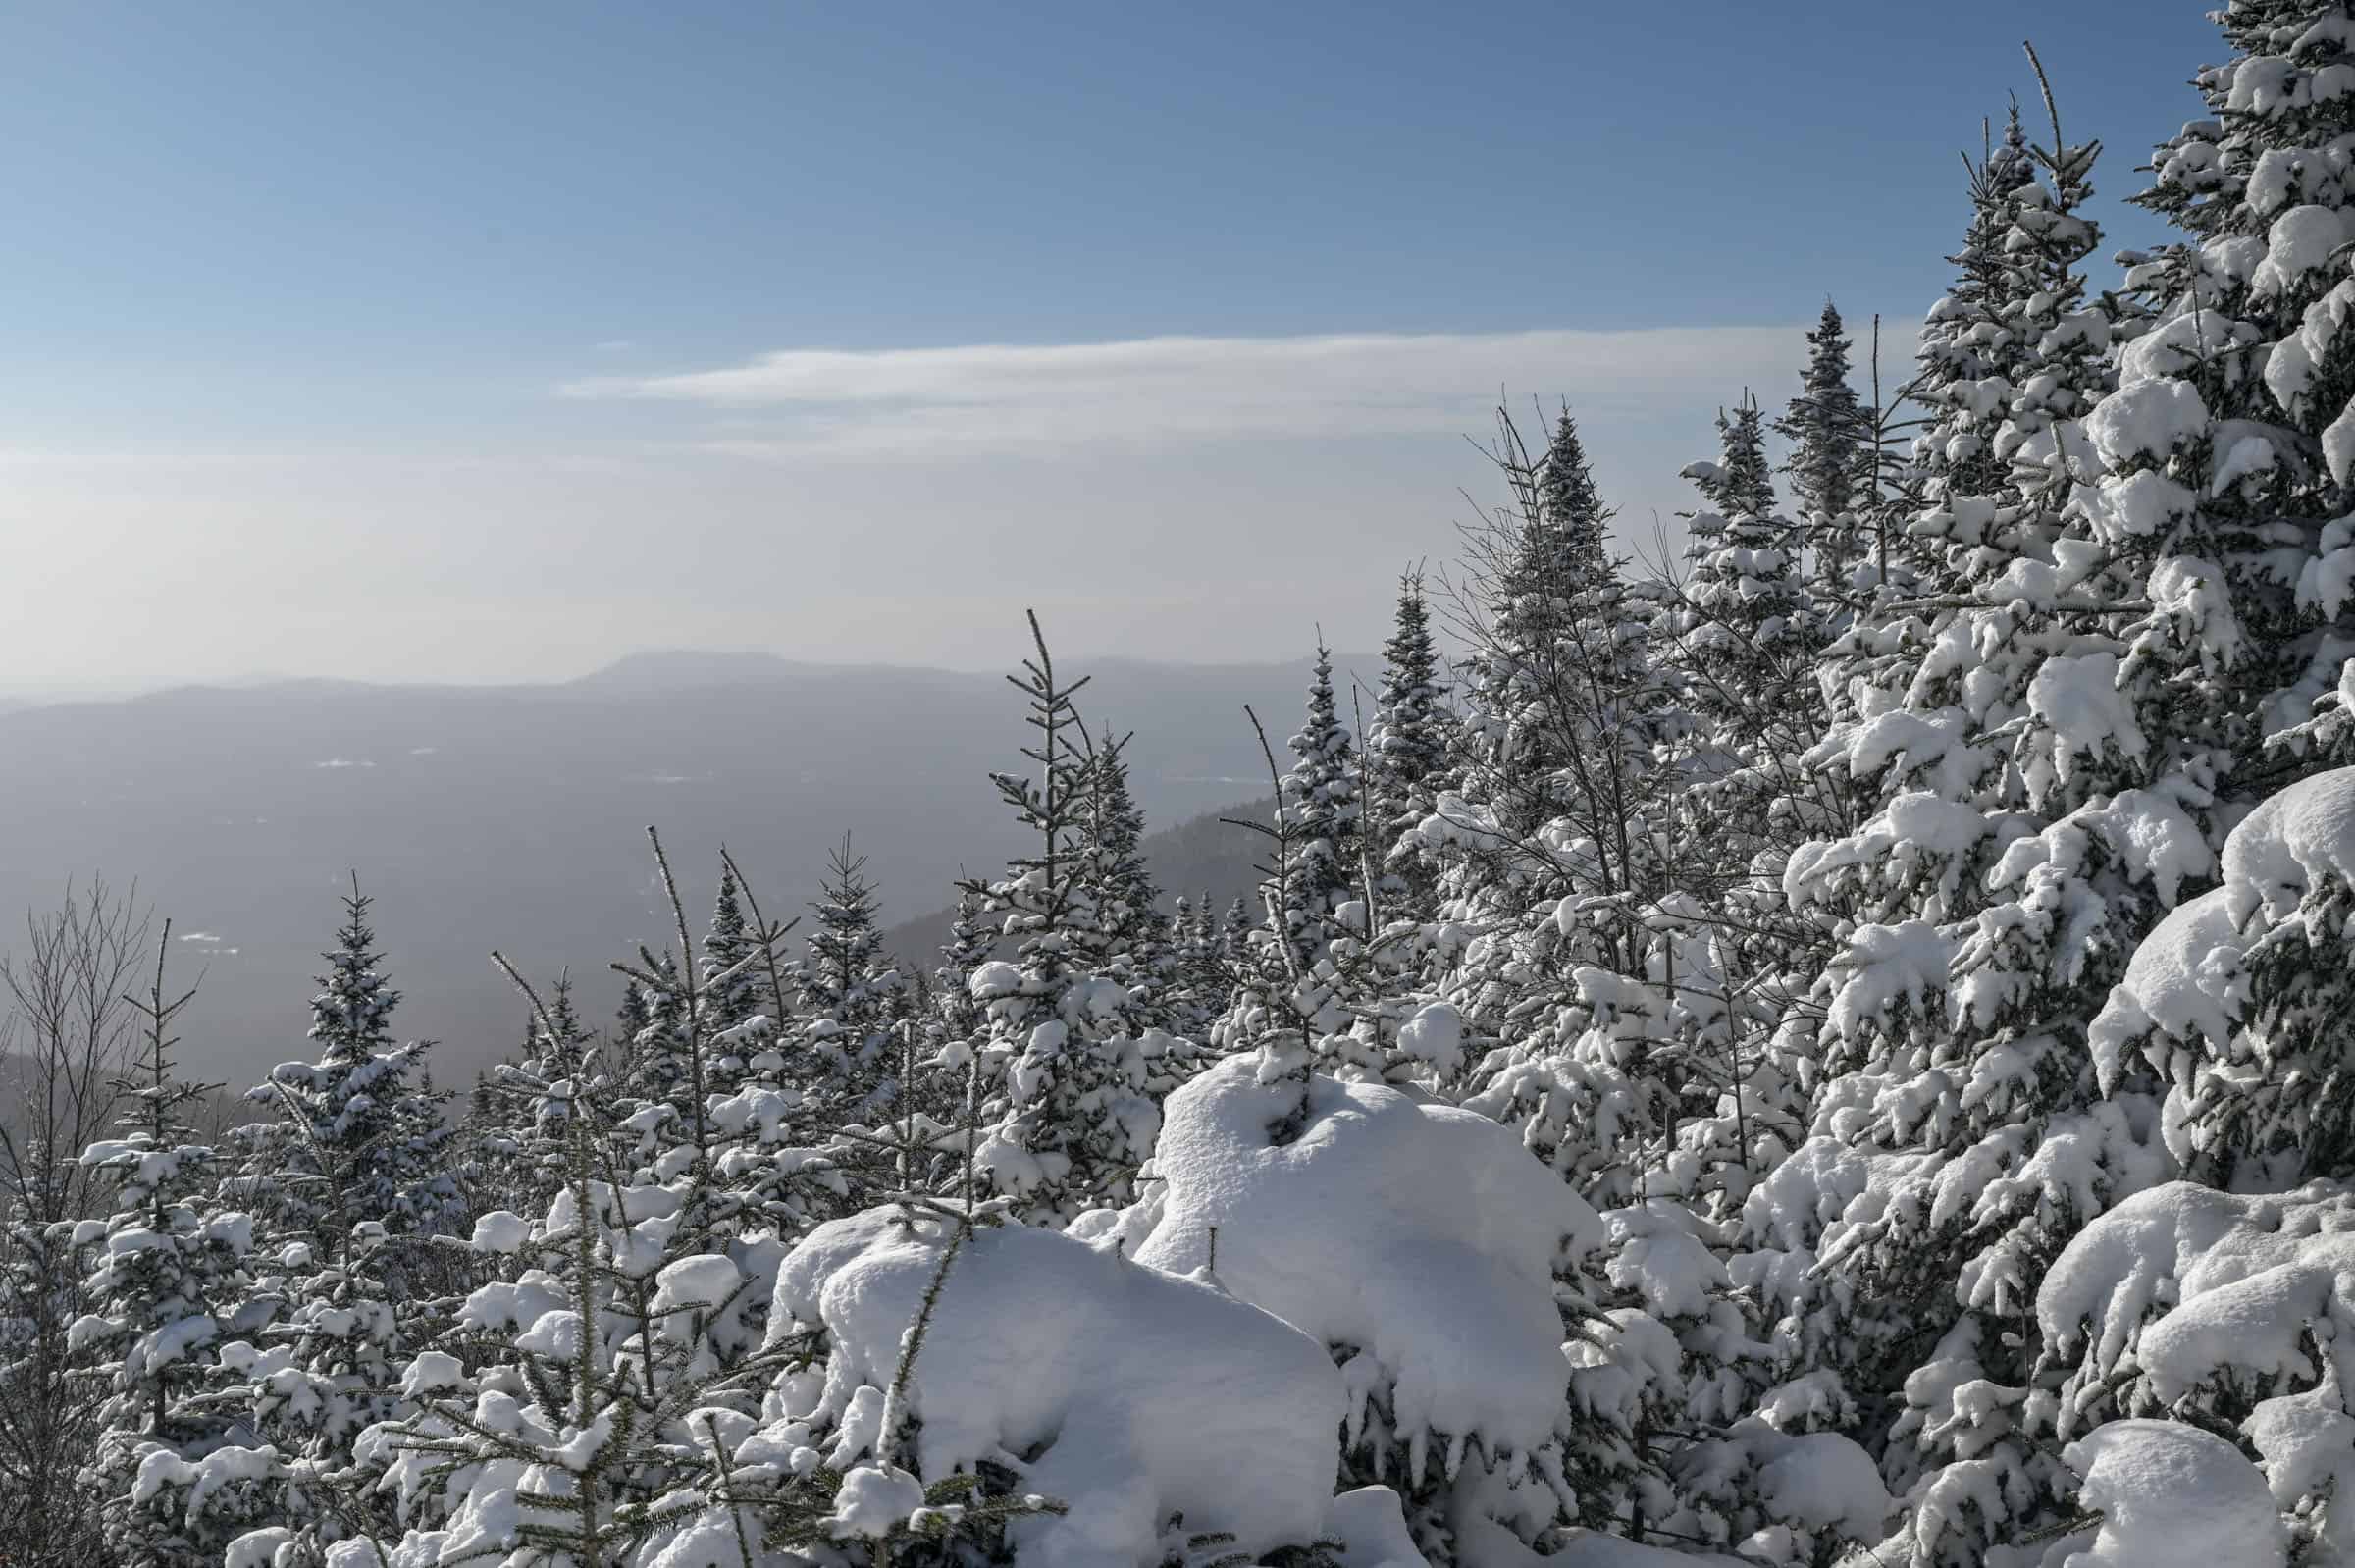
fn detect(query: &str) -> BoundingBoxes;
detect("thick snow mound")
[770,1206,1343,1568]
[1112,1054,1599,1462]
[2059,1421,2285,1568]
[2222,764,2355,923]
[2088,887,2245,1075]
[2038,1180,2355,1414]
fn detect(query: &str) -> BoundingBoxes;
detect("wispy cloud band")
[559,327,1808,458]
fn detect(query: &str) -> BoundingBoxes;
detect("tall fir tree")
[1271,642,1366,973]
[1368,571,1454,923]
[1776,301,1873,599]
[700,862,760,1056]
[959,615,1157,1226]
[1753,68,2281,1566]
[1077,730,1174,1024]
[230,882,460,1270]
[796,836,906,1119]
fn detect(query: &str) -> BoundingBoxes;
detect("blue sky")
[0,2,2226,692]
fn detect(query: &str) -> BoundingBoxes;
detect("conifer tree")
[1754,64,2262,1566]
[75,929,265,1567]
[1077,729,1174,1023]
[1675,395,1819,751]
[1368,571,1453,922]
[1776,301,1873,599]
[232,881,460,1277]
[796,836,906,1119]
[958,614,1156,1226]
[700,863,759,1044]
[1271,642,1366,973]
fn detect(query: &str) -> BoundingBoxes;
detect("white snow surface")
[1106,1054,1599,1463]
[2220,763,2355,924]
[2038,1180,2355,1413]
[768,1205,1344,1568]
[2088,887,2245,1076]
[2059,1421,2285,1568]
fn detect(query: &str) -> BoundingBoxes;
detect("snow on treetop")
[769,1206,1344,1567]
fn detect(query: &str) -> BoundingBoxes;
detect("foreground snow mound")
[771,1207,1344,1568]
[1111,1054,1600,1469]
[2055,1422,2284,1568]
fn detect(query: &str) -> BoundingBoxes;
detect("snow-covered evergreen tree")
[700,863,760,1047]
[235,884,462,1268]
[1271,642,1366,972]
[73,930,266,1567]
[1753,67,2286,1567]
[1777,301,1873,600]
[957,614,1158,1226]
[1369,572,1454,924]
[1077,730,1174,1024]
[795,836,905,1121]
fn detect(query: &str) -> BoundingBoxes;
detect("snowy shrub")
[1094,1053,1610,1555]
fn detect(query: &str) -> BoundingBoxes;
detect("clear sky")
[0,2,2223,695]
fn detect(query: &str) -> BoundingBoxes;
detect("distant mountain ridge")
[0,650,1379,1092]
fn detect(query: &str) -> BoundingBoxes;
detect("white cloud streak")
[560,327,1808,458]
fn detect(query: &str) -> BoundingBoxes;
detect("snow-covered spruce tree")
[1164,892,1230,1038]
[795,836,906,1121]
[1218,893,1253,989]
[1754,71,2276,1568]
[1965,33,2355,1554]
[1075,728,1177,1028]
[1268,642,1367,977]
[345,971,860,1568]
[1777,301,1875,602]
[955,613,1158,1227]
[72,927,267,1567]
[1670,394,1840,867]
[700,864,760,1054]
[923,883,993,1075]
[229,880,462,1294]
[165,886,469,1559]
[1215,725,1362,1097]
[618,949,695,1128]
[1369,571,1454,923]
[2127,0,2355,764]
[1426,408,1692,1166]
[471,973,602,1221]
[2035,778,2355,1558]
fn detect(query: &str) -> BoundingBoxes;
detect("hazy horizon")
[2,3,2221,697]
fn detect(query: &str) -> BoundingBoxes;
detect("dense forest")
[13,6,2355,1566]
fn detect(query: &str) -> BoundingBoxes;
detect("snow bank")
[1109,1053,1599,1469]
[769,1206,1343,1568]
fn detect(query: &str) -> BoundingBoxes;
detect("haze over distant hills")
[0,649,1360,1091]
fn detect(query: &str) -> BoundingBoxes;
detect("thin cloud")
[559,327,1812,458]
